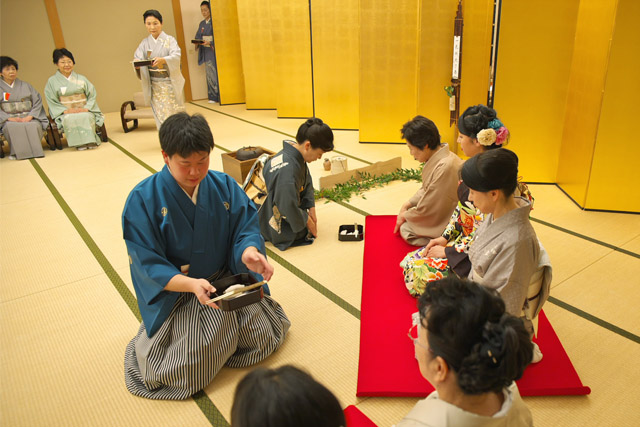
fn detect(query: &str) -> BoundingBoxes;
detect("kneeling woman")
[462,149,539,323]
[399,276,533,426]
[45,48,104,150]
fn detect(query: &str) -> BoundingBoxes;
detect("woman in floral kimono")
[134,9,185,128]
[44,48,104,150]
[0,56,49,159]
[401,105,532,297]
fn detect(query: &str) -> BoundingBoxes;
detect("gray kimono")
[468,198,539,317]
[259,141,315,251]
[0,78,48,159]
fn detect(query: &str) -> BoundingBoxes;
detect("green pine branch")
[314,167,422,202]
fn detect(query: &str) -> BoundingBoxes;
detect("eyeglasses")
[407,323,432,352]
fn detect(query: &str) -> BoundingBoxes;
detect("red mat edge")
[357,215,591,398]
[344,405,378,427]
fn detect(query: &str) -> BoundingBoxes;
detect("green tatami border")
[29,158,226,427]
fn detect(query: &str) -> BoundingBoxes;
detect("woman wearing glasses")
[400,276,533,426]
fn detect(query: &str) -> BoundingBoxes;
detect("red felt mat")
[357,215,591,397]
[344,405,378,427]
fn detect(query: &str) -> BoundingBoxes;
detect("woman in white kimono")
[44,48,104,150]
[399,277,533,426]
[0,56,49,159]
[134,9,185,128]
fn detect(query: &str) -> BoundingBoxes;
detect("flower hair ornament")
[476,118,509,147]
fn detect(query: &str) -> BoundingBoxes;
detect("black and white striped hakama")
[124,293,290,400]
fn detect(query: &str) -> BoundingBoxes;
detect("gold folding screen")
[212,0,246,104]
[270,0,314,118]
[556,0,618,206]
[311,0,359,129]
[236,0,277,108]
[359,0,421,143]
[417,0,458,146]
[494,0,580,182]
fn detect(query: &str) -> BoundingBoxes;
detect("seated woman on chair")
[0,56,49,159]
[45,48,104,151]
[399,276,533,426]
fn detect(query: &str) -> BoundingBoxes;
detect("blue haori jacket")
[122,165,266,337]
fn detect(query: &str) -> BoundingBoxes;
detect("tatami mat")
[0,275,210,427]
[2,104,639,427]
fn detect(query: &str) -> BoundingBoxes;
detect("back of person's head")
[458,104,509,148]
[461,148,519,196]
[296,118,334,152]
[231,365,345,427]
[400,115,441,150]
[418,276,533,395]
[143,9,163,23]
[159,112,214,158]
[1,56,18,70]
[52,48,75,65]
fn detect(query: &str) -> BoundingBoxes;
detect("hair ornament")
[487,350,498,365]
[477,128,497,146]
[487,118,503,129]
[495,126,509,146]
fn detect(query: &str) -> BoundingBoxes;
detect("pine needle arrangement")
[315,167,422,202]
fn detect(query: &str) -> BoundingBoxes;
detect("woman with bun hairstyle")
[399,276,533,426]
[401,105,533,297]
[463,150,541,326]
[259,118,334,251]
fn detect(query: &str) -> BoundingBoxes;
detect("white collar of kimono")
[206,19,211,24]
[1,78,15,88]
[150,32,166,42]
[180,182,200,204]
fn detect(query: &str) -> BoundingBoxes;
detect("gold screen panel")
[494,0,579,182]
[312,0,359,129]
[359,0,420,143]
[417,0,458,146]
[270,0,313,118]
[556,0,617,206]
[587,0,640,212]
[212,0,246,104]
[236,0,277,108]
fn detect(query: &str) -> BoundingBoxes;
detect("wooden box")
[221,146,274,184]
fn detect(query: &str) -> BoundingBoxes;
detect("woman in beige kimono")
[0,56,49,159]
[399,276,533,426]
[134,9,185,128]
[394,115,463,246]
[44,48,104,150]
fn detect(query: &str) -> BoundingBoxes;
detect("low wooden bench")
[120,92,154,133]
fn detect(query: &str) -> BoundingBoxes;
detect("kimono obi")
[149,68,170,79]
[59,93,87,109]
[1,96,32,115]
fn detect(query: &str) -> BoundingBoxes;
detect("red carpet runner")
[357,215,591,397]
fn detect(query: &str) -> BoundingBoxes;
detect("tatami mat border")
[108,132,640,346]
[265,249,360,319]
[29,158,225,427]
[189,102,373,165]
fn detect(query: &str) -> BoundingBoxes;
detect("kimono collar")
[0,78,16,88]
[150,31,167,43]
[425,143,450,166]
[487,196,532,228]
[283,140,305,164]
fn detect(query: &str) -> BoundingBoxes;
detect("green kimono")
[44,71,104,147]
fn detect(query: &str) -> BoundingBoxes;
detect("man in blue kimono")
[259,118,334,251]
[122,112,290,400]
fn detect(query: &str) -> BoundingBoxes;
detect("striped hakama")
[124,293,290,400]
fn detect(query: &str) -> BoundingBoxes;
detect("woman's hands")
[307,207,318,237]
[422,236,448,258]
[152,57,167,68]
